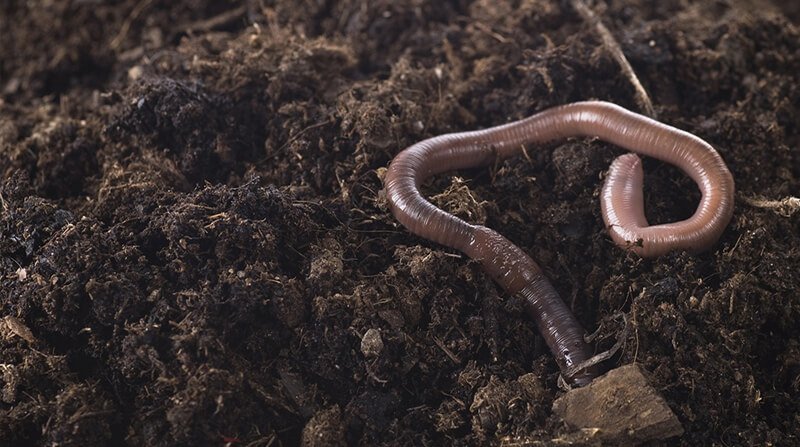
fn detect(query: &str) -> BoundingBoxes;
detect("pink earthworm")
[383,101,734,386]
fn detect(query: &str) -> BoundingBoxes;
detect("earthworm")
[384,101,734,386]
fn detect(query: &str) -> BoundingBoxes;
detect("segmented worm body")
[384,101,734,386]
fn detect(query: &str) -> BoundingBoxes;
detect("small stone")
[128,65,143,81]
[552,364,683,445]
[360,328,384,358]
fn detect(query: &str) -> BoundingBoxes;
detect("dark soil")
[1,1,799,445]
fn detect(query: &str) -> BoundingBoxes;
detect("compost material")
[1,1,798,445]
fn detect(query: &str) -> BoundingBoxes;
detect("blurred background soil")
[1,0,798,445]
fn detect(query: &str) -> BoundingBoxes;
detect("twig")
[741,195,800,217]
[268,119,332,160]
[432,336,462,364]
[182,5,248,34]
[569,0,656,118]
[474,22,508,43]
[110,0,156,50]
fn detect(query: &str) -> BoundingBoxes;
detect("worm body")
[384,101,734,386]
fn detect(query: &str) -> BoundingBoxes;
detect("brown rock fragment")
[552,364,683,445]
[360,328,384,358]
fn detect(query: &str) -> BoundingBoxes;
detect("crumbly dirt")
[1,1,799,446]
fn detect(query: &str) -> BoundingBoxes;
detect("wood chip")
[3,316,36,344]
[552,364,683,445]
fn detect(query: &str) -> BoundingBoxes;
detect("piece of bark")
[2,316,36,344]
[552,364,683,445]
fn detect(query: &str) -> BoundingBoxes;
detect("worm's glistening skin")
[384,101,734,386]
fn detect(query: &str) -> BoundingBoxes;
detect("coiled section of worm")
[384,101,734,386]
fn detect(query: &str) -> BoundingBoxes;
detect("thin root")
[741,195,800,217]
[562,312,629,387]
[569,0,656,118]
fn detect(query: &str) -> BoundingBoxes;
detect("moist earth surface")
[1,0,799,445]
